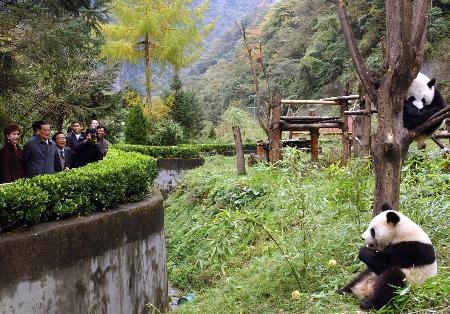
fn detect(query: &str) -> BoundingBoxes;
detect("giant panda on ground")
[337,203,437,310]
[403,72,447,136]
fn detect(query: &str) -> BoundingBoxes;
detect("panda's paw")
[359,299,373,311]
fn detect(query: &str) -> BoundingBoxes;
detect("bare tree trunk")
[232,126,246,175]
[144,34,152,106]
[371,88,411,214]
[236,22,270,139]
[336,0,432,216]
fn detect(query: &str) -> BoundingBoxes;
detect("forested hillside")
[186,0,450,122]
[115,0,278,94]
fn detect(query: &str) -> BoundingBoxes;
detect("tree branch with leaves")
[100,0,213,105]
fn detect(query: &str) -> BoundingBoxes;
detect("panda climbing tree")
[336,0,450,215]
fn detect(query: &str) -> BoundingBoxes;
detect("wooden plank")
[280,99,339,105]
[281,122,342,131]
[281,116,341,122]
[321,95,360,101]
[344,110,378,115]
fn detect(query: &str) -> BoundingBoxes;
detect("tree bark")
[144,34,152,105]
[270,99,282,163]
[236,22,270,139]
[232,126,246,175]
[336,0,431,216]
[371,86,411,215]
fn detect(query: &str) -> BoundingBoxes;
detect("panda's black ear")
[386,211,400,226]
[381,203,393,212]
[427,78,436,88]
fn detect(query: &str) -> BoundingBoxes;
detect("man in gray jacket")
[24,120,56,178]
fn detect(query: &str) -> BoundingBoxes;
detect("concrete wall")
[0,190,167,314]
[154,158,205,195]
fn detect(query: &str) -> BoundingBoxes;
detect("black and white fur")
[403,72,447,135]
[337,204,437,310]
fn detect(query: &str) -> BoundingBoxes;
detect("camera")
[85,128,97,141]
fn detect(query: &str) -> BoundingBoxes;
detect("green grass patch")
[165,147,450,313]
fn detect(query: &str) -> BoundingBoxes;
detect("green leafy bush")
[0,149,157,228]
[125,103,149,144]
[114,143,256,159]
[148,118,185,146]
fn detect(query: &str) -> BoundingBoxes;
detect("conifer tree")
[124,90,149,144]
[100,0,213,105]
[167,75,204,137]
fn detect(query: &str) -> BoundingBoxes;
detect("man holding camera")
[71,128,103,168]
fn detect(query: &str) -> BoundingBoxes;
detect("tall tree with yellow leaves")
[100,0,213,105]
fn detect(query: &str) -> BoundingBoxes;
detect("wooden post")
[340,101,350,163]
[270,98,282,163]
[232,126,246,175]
[309,110,319,162]
[352,95,372,157]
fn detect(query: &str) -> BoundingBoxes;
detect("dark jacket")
[72,141,103,168]
[54,146,73,172]
[23,136,56,178]
[66,132,85,149]
[0,142,26,183]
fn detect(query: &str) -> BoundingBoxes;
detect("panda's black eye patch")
[370,228,375,238]
[408,96,416,102]
[422,98,426,105]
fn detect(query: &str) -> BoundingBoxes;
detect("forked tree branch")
[410,106,450,139]
[335,0,377,101]
[412,0,431,50]
[385,1,402,67]
[236,21,270,137]
[396,0,414,90]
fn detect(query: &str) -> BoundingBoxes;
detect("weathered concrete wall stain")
[0,190,167,314]
[154,158,204,195]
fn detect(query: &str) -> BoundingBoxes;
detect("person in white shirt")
[66,120,85,149]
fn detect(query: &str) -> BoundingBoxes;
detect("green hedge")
[0,149,157,228]
[114,143,256,158]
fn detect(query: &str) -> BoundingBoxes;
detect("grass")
[165,145,450,313]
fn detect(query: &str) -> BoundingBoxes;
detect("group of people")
[0,119,109,184]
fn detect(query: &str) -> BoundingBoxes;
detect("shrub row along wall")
[0,190,167,314]
[114,143,256,159]
[0,149,158,229]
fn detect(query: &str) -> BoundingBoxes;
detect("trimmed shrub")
[114,143,256,159]
[0,149,157,229]
[148,118,185,146]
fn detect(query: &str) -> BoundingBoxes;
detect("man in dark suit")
[52,132,73,172]
[66,120,85,149]
[72,128,103,168]
[23,120,56,178]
